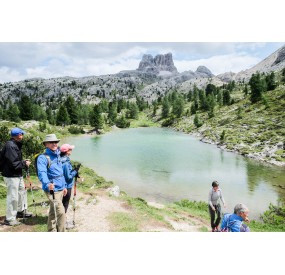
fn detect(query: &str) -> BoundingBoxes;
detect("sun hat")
[11,127,26,137]
[42,134,60,144]
[60,144,75,153]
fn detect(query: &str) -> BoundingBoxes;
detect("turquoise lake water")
[63,127,285,220]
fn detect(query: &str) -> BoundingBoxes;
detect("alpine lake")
[63,127,285,220]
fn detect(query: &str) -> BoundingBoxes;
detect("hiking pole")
[72,164,81,226]
[26,168,37,217]
[73,178,77,226]
[23,184,27,224]
[50,189,58,232]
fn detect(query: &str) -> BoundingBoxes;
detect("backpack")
[34,152,51,176]
[0,144,6,172]
[219,214,235,232]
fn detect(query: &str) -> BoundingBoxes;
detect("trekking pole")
[26,168,37,217]
[50,189,58,232]
[73,164,81,226]
[23,185,27,224]
[73,178,77,226]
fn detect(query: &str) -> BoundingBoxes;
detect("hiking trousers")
[209,204,221,229]
[45,190,66,232]
[4,176,28,222]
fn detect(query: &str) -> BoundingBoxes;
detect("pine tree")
[7,104,21,122]
[223,90,231,106]
[108,102,118,124]
[194,114,202,128]
[249,72,266,103]
[90,104,104,129]
[64,96,78,124]
[19,95,33,120]
[127,102,139,119]
[56,105,70,126]
[162,98,170,118]
[172,96,185,118]
[265,72,277,91]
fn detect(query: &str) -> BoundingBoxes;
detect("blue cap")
[11,127,26,137]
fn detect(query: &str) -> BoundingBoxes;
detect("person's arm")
[37,155,52,191]
[219,189,226,207]
[208,190,215,210]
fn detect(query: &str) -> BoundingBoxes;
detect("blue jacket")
[61,155,77,189]
[37,148,67,192]
[221,213,250,232]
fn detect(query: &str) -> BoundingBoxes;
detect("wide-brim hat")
[42,134,60,144]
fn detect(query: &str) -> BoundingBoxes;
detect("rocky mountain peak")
[195,66,214,77]
[137,53,178,74]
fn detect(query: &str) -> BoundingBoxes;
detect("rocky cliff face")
[137,53,178,75]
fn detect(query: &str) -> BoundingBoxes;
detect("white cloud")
[175,53,261,75]
[0,42,283,83]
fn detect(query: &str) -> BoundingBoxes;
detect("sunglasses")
[48,141,59,144]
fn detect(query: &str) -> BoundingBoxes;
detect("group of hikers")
[1,127,79,231]
[1,127,250,232]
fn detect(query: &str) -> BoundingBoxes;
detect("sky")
[0,42,284,83]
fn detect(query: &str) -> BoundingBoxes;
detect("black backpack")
[0,144,6,172]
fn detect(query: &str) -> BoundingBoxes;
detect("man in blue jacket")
[220,203,250,232]
[37,134,67,232]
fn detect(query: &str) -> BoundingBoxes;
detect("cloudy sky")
[0,42,284,84]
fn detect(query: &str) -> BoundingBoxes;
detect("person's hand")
[63,188,67,196]
[48,183,54,191]
[25,159,31,167]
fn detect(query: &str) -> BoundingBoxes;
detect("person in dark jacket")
[60,143,78,229]
[1,127,32,226]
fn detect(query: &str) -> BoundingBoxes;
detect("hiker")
[1,127,32,226]
[60,143,78,229]
[37,134,67,232]
[220,203,250,232]
[208,180,226,232]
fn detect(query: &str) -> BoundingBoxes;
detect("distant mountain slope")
[1,45,285,105]
[217,45,285,82]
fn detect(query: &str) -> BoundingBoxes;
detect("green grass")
[108,212,139,232]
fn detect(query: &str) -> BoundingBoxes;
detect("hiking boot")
[17,211,33,218]
[215,226,220,232]
[4,219,22,226]
[66,221,75,230]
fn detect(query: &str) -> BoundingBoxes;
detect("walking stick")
[26,168,37,217]
[73,164,81,226]
[73,179,77,226]
[50,190,58,232]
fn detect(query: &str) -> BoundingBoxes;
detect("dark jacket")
[1,139,27,177]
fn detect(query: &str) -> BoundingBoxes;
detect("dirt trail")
[0,188,211,232]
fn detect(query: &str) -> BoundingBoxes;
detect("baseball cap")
[60,144,75,153]
[11,127,26,137]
